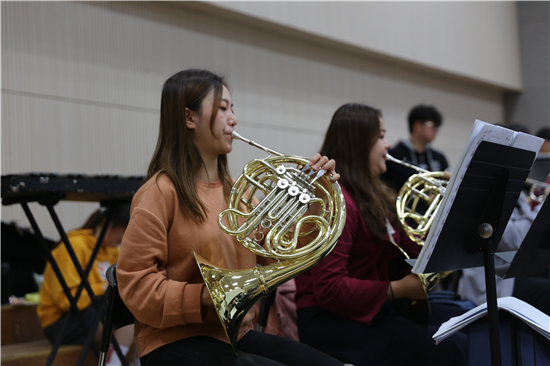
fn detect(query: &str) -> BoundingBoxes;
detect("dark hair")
[147,69,233,222]
[320,103,397,239]
[81,204,131,234]
[536,127,550,140]
[407,105,443,134]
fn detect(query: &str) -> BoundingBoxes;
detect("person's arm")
[200,287,214,306]
[117,181,208,329]
[388,274,425,301]
[306,199,403,324]
[386,225,425,301]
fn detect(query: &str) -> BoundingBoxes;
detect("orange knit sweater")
[117,173,256,357]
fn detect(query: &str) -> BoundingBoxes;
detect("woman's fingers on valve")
[325,161,340,182]
[309,153,323,170]
[309,154,340,182]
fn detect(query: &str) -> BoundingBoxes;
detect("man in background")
[382,104,449,192]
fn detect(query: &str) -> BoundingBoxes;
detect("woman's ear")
[185,108,196,130]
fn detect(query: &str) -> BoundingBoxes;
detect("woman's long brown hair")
[147,69,233,222]
[320,103,397,239]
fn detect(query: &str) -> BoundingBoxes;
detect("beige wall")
[505,1,549,132]
[197,1,522,90]
[2,2,512,239]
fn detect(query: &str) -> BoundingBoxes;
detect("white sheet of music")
[433,296,550,344]
[412,120,544,274]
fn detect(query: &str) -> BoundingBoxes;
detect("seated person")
[116,69,344,366]
[294,103,468,366]
[38,204,137,366]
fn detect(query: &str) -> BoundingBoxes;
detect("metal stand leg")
[483,245,502,366]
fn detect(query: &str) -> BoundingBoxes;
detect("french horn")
[194,131,346,351]
[386,154,452,295]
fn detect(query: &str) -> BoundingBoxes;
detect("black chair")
[98,263,135,366]
[98,265,280,365]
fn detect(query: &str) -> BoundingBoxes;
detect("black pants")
[298,303,468,366]
[140,330,344,366]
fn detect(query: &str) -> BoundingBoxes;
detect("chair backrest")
[106,263,134,330]
[99,263,135,366]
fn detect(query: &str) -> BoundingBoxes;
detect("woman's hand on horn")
[309,153,340,183]
[392,274,426,301]
[201,286,214,306]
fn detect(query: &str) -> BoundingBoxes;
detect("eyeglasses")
[424,121,438,130]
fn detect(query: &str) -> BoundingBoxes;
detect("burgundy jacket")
[294,185,421,325]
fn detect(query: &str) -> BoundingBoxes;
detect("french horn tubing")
[385,154,452,295]
[193,131,346,352]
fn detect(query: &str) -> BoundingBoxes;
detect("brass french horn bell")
[386,154,452,295]
[194,131,346,352]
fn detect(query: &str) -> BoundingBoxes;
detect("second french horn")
[386,154,450,246]
[194,131,346,351]
[386,154,452,294]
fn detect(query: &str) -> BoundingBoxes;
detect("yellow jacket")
[37,229,119,328]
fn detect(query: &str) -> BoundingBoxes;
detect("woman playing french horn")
[117,69,344,366]
[294,103,468,366]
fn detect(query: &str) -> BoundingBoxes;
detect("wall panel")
[202,1,522,90]
[2,2,505,238]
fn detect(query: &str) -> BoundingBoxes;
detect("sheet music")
[433,297,550,344]
[412,120,544,274]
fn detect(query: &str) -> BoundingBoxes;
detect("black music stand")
[412,140,538,366]
[495,197,550,280]
[1,173,143,366]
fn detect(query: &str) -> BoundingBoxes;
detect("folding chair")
[98,263,135,366]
